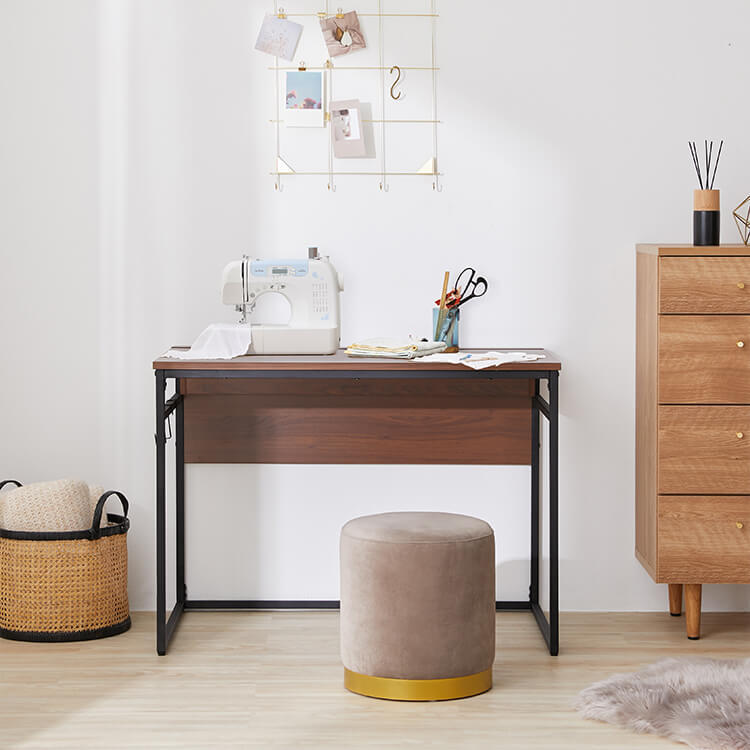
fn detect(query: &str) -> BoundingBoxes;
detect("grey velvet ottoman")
[340,511,495,701]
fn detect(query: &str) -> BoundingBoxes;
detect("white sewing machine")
[221,249,344,355]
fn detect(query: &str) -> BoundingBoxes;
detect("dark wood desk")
[153,349,561,656]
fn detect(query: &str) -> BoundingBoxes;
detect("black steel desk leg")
[155,370,167,655]
[176,378,185,608]
[530,380,540,606]
[548,371,559,656]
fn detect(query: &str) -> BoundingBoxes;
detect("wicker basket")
[0,481,131,642]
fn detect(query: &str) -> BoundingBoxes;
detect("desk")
[153,349,561,656]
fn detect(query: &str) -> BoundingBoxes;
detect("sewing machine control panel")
[250,259,309,277]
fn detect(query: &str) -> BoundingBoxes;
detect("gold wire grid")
[270,171,438,176]
[278,12,438,17]
[270,65,439,70]
[270,119,440,123]
[271,0,441,191]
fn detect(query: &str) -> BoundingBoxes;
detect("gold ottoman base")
[344,668,492,702]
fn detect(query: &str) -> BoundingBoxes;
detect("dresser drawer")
[658,406,750,493]
[660,257,750,313]
[658,496,750,583]
[659,316,750,403]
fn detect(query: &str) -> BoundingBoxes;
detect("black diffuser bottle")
[694,189,720,246]
[689,140,723,246]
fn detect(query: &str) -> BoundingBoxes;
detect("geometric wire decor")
[734,196,750,245]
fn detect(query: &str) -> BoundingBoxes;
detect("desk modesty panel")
[181,378,533,465]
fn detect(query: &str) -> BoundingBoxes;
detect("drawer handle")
[739,283,746,290]
[737,522,744,529]
[738,341,746,348]
[738,432,745,439]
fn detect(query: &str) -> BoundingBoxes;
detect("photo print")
[330,99,367,158]
[285,70,324,128]
[320,11,366,57]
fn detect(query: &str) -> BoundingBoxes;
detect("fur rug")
[576,658,750,749]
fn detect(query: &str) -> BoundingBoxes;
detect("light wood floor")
[1,611,749,749]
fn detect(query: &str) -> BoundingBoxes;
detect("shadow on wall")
[499,555,750,615]
[184,464,264,602]
[496,559,533,604]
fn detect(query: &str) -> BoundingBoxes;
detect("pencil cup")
[694,189,720,246]
[433,307,459,352]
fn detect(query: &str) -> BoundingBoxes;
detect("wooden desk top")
[153,348,561,372]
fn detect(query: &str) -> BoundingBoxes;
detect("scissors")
[453,267,488,308]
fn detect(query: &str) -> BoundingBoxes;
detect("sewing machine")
[221,249,344,355]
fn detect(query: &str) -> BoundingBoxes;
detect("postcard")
[330,99,367,158]
[255,14,303,61]
[320,11,366,58]
[285,70,324,128]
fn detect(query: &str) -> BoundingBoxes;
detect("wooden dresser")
[636,244,750,639]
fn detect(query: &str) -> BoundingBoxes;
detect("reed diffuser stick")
[689,141,703,189]
[705,140,709,188]
[710,140,723,189]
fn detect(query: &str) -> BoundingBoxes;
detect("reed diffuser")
[688,139,723,246]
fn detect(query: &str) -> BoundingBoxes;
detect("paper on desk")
[418,351,546,369]
[163,323,252,360]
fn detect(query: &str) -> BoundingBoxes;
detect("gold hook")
[389,65,402,100]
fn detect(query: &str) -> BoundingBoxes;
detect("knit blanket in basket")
[0,479,106,532]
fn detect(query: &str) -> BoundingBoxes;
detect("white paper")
[164,323,252,360]
[254,15,303,61]
[417,351,546,369]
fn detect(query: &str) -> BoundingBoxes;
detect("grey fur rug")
[576,658,750,749]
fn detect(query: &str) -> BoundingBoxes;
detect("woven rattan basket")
[0,481,131,642]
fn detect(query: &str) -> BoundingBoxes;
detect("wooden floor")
[1,611,749,749]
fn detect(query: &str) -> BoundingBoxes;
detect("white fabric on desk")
[163,323,252,360]
[346,338,447,359]
[418,351,546,369]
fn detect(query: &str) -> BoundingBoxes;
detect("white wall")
[3,0,750,612]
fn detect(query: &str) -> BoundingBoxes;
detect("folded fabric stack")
[0,479,106,532]
[345,338,447,359]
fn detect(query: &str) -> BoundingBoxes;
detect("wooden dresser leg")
[685,584,702,640]
[668,584,683,616]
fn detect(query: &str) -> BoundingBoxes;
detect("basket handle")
[90,490,129,539]
[0,480,22,491]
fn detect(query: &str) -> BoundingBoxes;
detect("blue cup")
[433,307,459,349]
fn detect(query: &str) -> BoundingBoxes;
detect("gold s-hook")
[389,65,402,100]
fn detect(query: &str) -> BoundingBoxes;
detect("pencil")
[435,271,450,340]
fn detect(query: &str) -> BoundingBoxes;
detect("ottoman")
[340,511,495,701]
